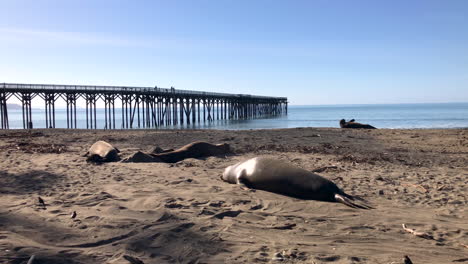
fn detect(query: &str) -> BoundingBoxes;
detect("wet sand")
[0,128,467,263]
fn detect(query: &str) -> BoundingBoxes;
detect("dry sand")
[0,128,466,264]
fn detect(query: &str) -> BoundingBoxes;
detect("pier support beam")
[43,93,56,128]
[85,94,98,129]
[0,91,9,129]
[14,93,34,129]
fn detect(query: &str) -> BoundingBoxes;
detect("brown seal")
[121,151,160,163]
[152,141,231,163]
[85,140,120,162]
[222,157,372,209]
[340,119,376,129]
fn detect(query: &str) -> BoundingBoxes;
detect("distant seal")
[152,141,231,163]
[222,157,371,209]
[85,140,120,162]
[340,119,376,129]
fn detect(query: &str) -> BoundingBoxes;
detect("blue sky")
[1,0,467,105]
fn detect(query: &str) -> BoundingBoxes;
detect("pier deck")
[0,83,287,129]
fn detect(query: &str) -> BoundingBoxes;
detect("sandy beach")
[0,128,466,264]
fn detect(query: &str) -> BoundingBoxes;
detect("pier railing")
[0,82,287,129]
[1,83,286,100]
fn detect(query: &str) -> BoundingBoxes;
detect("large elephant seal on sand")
[340,119,376,129]
[152,141,231,163]
[85,140,120,162]
[222,157,372,209]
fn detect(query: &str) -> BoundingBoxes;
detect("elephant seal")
[152,141,231,163]
[151,146,174,154]
[340,119,376,129]
[222,157,371,209]
[121,151,161,163]
[85,140,120,162]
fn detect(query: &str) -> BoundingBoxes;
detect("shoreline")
[4,102,468,130]
[2,126,468,132]
[0,128,466,263]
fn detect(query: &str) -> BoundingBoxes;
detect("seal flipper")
[334,194,373,209]
[236,169,253,190]
[86,154,104,163]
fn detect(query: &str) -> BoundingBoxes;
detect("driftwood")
[402,224,434,240]
[27,255,35,264]
[401,183,428,193]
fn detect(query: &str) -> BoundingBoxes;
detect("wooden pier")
[0,83,287,129]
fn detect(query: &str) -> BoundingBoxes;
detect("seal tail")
[334,194,373,209]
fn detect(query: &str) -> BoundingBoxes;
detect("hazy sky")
[1,0,467,105]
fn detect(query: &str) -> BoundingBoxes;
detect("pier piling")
[0,83,287,129]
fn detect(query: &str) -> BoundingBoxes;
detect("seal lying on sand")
[340,119,376,129]
[121,141,231,163]
[222,157,372,209]
[85,140,120,162]
[152,141,231,163]
[121,151,160,163]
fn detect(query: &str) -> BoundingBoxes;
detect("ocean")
[4,103,468,130]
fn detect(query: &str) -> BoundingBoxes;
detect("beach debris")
[303,134,321,138]
[401,183,428,193]
[269,223,296,230]
[37,197,46,208]
[311,165,338,173]
[315,255,341,262]
[402,224,434,240]
[272,252,285,261]
[27,254,35,264]
[198,207,215,216]
[123,255,145,264]
[404,255,413,264]
[213,210,242,219]
[453,258,468,262]
[85,140,120,163]
[272,249,306,261]
[71,211,77,219]
[10,142,67,153]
